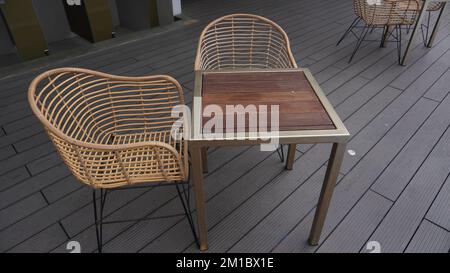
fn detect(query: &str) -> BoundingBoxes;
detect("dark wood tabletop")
[201,70,335,133]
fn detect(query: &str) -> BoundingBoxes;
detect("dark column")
[63,0,114,43]
[115,0,173,30]
[0,0,48,60]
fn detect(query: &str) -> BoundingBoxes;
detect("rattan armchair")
[28,68,196,252]
[195,13,297,70]
[195,13,298,165]
[425,1,445,11]
[337,0,420,63]
[414,1,446,45]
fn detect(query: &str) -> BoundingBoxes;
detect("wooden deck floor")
[1,0,450,253]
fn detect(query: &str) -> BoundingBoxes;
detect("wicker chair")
[195,13,298,163]
[195,13,297,70]
[415,2,446,45]
[28,68,196,252]
[337,0,420,63]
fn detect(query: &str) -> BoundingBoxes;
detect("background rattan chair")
[28,67,196,252]
[195,13,297,70]
[194,13,298,165]
[415,1,445,45]
[337,0,420,63]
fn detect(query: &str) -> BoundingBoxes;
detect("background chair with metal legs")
[418,2,445,46]
[194,13,298,166]
[337,0,419,63]
[28,68,198,252]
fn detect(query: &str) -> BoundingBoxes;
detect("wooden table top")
[201,70,336,133]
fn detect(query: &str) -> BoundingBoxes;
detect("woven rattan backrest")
[195,13,297,70]
[353,0,420,26]
[427,1,444,11]
[29,68,188,189]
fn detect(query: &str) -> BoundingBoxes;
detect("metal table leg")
[201,147,208,173]
[285,144,297,170]
[190,146,209,251]
[308,142,346,246]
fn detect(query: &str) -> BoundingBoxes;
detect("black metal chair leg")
[175,183,199,247]
[91,180,199,253]
[349,25,370,63]
[396,25,403,64]
[93,189,107,253]
[380,26,390,48]
[420,11,432,46]
[337,17,360,46]
[276,145,285,162]
[92,189,103,253]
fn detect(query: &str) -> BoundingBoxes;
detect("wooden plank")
[366,127,450,253]
[41,176,83,204]
[226,166,337,253]
[338,49,450,174]
[392,42,450,90]
[8,223,68,253]
[0,167,30,192]
[423,68,450,102]
[26,152,62,176]
[13,133,49,153]
[426,174,450,231]
[3,116,39,135]
[316,190,391,253]
[372,93,450,200]
[405,220,450,253]
[0,192,47,231]
[337,86,401,136]
[0,164,70,210]
[0,108,32,125]
[0,145,16,161]
[0,187,89,252]
[202,71,335,132]
[318,44,392,93]
[0,124,43,149]
[314,66,344,84]
[0,100,29,116]
[0,142,55,176]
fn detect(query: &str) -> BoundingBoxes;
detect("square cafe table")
[190,68,350,250]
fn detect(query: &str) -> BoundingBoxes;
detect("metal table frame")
[189,68,350,251]
[401,0,448,65]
